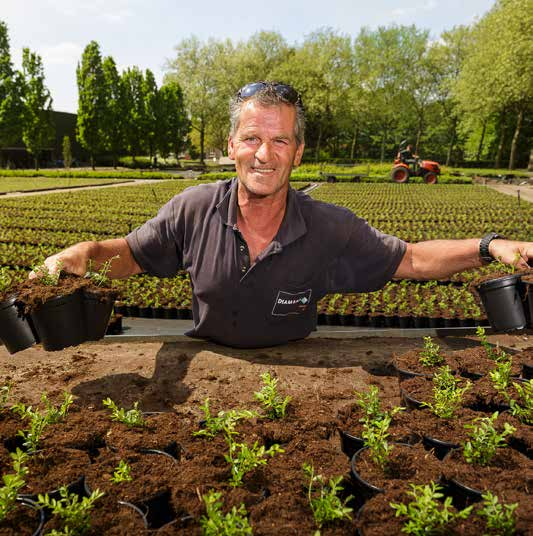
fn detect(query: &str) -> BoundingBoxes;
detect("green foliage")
[31,261,62,286]
[390,481,473,535]
[475,327,507,362]
[12,391,73,452]
[0,382,12,409]
[20,47,54,170]
[200,489,252,535]
[355,385,404,424]
[86,255,119,287]
[0,266,12,294]
[102,398,145,427]
[192,398,257,440]
[361,414,394,471]
[477,491,517,536]
[418,337,444,367]
[302,462,353,529]
[110,460,132,484]
[253,372,291,419]
[508,379,533,425]
[463,412,515,466]
[37,486,104,536]
[421,366,471,419]
[224,437,284,487]
[0,449,29,521]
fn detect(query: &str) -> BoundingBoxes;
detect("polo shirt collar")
[216,177,307,248]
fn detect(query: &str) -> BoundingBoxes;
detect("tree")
[76,41,106,169]
[101,56,126,168]
[157,81,189,162]
[20,48,54,170]
[455,0,533,169]
[62,135,72,168]
[143,69,159,166]
[0,20,24,167]
[122,66,147,161]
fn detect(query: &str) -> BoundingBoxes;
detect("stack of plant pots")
[0,276,117,354]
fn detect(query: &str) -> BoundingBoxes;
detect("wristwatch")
[479,232,504,264]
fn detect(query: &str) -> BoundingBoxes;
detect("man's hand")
[29,242,94,279]
[489,239,533,270]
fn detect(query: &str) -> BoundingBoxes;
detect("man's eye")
[275,139,288,145]
[245,137,258,143]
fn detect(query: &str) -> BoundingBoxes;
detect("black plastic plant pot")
[30,291,86,351]
[523,363,533,380]
[394,364,432,382]
[20,474,85,503]
[522,280,533,328]
[399,388,425,410]
[0,296,39,354]
[349,448,384,502]
[422,435,459,460]
[443,474,483,509]
[117,501,149,530]
[476,274,526,332]
[15,498,46,536]
[338,429,365,459]
[84,290,116,341]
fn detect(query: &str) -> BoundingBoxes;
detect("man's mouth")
[252,167,275,174]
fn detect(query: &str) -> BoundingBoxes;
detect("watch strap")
[479,232,504,263]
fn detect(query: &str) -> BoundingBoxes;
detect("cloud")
[45,0,134,24]
[389,0,438,18]
[41,42,83,65]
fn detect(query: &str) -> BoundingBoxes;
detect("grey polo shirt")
[126,178,406,348]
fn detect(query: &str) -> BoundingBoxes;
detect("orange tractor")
[391,140,440,184]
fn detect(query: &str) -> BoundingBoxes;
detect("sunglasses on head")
[237,81,302,106]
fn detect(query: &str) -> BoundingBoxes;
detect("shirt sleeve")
[125,197,183,278]
[324,215,407,293]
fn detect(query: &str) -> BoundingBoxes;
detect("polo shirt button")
[241,266,246,272]
[239,245,245,252]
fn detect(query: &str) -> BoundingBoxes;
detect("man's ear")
[227,136,235,160]
[293,142,305,167]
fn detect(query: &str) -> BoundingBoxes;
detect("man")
[398,144,417,169]
[38,81,533,348]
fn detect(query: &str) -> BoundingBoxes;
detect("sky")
[2,0,496,114]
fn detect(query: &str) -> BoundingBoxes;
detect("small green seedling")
[303,462,353,529]
[225,437,284,487]
[390,481,473,535]
[475,326,507,362]
[32,261,63,286]
[110,460,132,484]
[200,489,252,535]
[477,491,517,536]
[102,398,145,427]
[12,392,73,452]
[0,383,12,410]
[508,379,532,425]
[489,356,513,393]
[37,486,104,536]
[192,398,258,440]
[86,255,120,287]
[0,449,29,521]
[463,412,515,466]
[355,385,383,421]
[254,372,291,419]
[421,366,471,419]
[418,337,444,368]
[361,414,394,471]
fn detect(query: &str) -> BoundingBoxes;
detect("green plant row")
[0,169,186,180]
[0,177,136,194]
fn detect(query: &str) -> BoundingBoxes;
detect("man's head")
[228,81,306,198]
[406,144,413,152]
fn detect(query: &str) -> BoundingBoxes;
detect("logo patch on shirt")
[272,289,312,316]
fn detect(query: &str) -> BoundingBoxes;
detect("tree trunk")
[91,153,95,170]
[200,119,205,165]
[415,117,423,155]
[475,120,487,162]
[508,108,523,171]
[495,111,506,169]
[528,146,533,172]
[112,154,117,169]
[315,123,322,163]
[445,120,457,167]
[34,156,38,171]
[380,129,386,164]
[350,127,359,161]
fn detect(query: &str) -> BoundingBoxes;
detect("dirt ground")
[2,332,531,412]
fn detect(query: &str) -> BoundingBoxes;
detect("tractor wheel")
[391,166,410,183]
[424,171,438,184]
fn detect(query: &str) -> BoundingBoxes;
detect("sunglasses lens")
[237,82,300,105]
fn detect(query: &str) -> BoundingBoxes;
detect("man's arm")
[33,238,143,279]
[394,238,533,280]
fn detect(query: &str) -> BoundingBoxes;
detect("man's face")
[228,101,304,198]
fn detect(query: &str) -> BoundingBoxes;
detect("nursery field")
[1,180,532,327]
[0,177,135,194]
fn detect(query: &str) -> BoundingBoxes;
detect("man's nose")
[255,141,273,162]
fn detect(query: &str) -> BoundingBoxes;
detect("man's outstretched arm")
[394,238,533,280]
[33,238,143,279]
